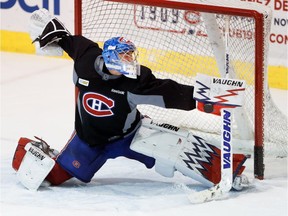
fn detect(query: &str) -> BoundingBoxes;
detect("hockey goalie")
[12,9,248,195]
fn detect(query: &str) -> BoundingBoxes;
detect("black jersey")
[58,36,196,146]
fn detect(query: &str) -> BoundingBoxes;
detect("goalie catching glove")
[29,9,71,55]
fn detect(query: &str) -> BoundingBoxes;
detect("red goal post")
[74,0,287,180]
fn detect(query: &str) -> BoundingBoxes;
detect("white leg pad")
[131,122,180,178]
[131,118,215,187]
[155,158,175,178]
[17,143,55,191]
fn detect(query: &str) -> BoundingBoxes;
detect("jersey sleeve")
[57,35,101,62]
[131,66,196,111]
[58,35,103,81]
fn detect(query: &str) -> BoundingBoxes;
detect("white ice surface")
[1,52,287,216]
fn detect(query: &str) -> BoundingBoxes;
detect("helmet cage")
[102,37,140,79]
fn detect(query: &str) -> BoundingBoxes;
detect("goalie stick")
[189,15,246,204]
[187,110,234,203]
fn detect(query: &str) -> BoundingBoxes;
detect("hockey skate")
[30,136,59,158]
[232,175,249,191]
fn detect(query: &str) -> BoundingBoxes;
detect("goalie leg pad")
[12,136,59,171]
[154,158,176,178]
[12,137,32,171]
[12,137,64,189]
[131,119,247,187]
[131,127,216,187]
[17,143,55,191]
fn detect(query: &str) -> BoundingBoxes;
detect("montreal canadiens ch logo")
[83,92,115,117]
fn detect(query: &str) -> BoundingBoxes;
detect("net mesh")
[79,0,287,157]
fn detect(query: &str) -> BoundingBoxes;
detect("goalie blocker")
[193,73,246,115]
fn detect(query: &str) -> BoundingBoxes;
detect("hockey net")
[74,0,287,179]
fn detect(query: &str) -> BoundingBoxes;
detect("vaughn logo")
[83,92,115,117]
[151,121,180,132]
[222,110,232,169]
[28,147,45,161]
[213,78,244,87]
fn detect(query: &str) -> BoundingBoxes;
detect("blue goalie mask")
[102,37,140,79]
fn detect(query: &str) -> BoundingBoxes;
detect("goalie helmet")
[102,37,140,79]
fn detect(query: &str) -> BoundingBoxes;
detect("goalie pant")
[12,128,246,187]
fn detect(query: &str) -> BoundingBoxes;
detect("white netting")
[78,0,287,158]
